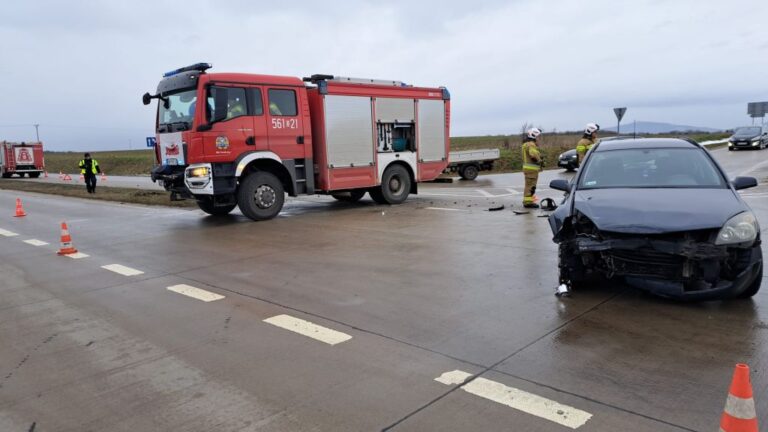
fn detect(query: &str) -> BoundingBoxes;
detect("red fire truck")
[0,141,45,178]
[143,63,450,221]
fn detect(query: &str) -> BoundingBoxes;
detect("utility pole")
[34,124,40,142]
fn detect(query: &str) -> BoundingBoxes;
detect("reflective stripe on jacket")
[522,142,541,171]
[78,159,100,175]
[576,137,595,153]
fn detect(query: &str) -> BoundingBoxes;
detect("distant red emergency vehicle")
[0,141,45,178]
[144,63,450,220]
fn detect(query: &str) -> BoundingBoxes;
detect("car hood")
[732,134,759,139]
[572,188,746,234]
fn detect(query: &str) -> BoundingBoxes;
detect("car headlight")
[188,167,210,178]
[558,153,564,159]
[751,138,761,143]
[716,212,759,245]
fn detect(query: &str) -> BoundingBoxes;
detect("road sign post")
[613,107,627,135]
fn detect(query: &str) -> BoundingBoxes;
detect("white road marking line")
[425,207,467,212]
[476,189,495,197]
[506,188,521,195]
[435,370,473,385]
[23,239,49,246]
[0,229,19,237]
[65,252,90,259]
[435,370,592,429]
[101,264,144,276]
[263,314,352,345]
[167,284,225,302]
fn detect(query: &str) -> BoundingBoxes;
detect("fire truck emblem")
[215,136,230,151]
[16,148,33,163]
[165,143,180,156]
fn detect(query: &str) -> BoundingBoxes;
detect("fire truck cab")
[143,63,450,221]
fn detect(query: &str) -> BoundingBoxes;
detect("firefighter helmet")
[527,128,542,140]
[585,123,600,135]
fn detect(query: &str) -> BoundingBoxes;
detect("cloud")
[0,0,766,150]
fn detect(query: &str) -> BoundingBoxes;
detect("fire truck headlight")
[188,167,210,178]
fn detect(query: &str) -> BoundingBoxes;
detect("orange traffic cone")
[59,171,63,179]
[101,171,106,181]
[56,222,78,255]
[63,174,72,181]
[79,173,84,182]
[13,198,26,217]
[720,364,758,432]
[43,171,48,178]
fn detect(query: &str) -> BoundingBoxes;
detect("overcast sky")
[1,0,766,151]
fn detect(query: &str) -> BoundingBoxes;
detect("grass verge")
[0,179,196,208]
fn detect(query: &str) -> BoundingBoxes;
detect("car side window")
[207,86,247,122]
[268,89,297,116]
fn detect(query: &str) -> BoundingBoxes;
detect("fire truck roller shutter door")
[418,99,446,163]
[324,95,375,168]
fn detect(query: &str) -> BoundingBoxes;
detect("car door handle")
[246,136,255,146]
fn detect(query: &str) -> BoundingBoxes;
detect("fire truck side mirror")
[142,93,152,105]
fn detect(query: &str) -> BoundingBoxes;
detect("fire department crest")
[215,136,230,151]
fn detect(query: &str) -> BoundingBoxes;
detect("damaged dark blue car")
[549,138,762,300]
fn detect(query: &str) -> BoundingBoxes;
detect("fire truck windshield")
[157,89,197,133]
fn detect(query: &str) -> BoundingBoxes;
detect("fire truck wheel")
[28,172,41,178]
[372,164,411,205]
[237,171,285,221]
[332,190,366,203]
[196,199,236,216]
[1,173,10,179]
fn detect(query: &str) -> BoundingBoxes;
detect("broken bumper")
[570,237,763,300]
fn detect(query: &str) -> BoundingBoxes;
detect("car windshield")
[734,127,761,136]
[579,148,726,189]
[158,89,197,132]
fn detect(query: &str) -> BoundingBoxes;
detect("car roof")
[593,138,699,151]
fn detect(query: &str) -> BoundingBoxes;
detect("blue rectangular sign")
[146,137,156,148]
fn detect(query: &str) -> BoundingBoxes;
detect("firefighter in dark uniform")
[522,128,543,208]
[576,123,599,164]
[78,153,101,193]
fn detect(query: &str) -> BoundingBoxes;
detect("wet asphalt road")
[1,147,767,431]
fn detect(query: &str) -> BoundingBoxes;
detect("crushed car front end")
[553,211,762,300]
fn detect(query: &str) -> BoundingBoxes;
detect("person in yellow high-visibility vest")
[575,123,600,164]
[522,128,543,208]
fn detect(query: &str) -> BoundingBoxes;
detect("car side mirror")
[142,92,152,105]
[732,176,758,190]
[550,179,571,192]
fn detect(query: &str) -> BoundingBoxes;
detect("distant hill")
[603,121,722,134]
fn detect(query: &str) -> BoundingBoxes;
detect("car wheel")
[196,198,236,216]
[736,264,762,299]
[237,171,285,221]
[565,163,576,172]
[459,164,479,181]
[371,164,411,205]
[1,173,11,179]
[28,172,41,178]
[332,190,366,203]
